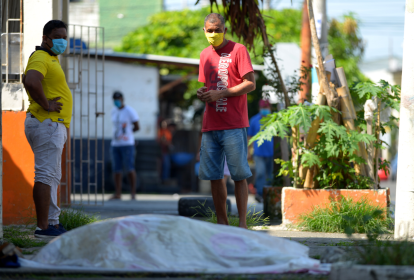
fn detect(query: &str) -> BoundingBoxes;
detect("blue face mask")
[260,109,271,116]
[48,37,67,55]
[114,100,122,108]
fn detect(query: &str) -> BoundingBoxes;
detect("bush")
[59,208,99,231]
[297,196,392,234]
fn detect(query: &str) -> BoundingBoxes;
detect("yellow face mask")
[205,32,224,47]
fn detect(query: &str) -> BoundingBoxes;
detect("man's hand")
[48,97,63,113]
[197,86,207,101]
[198,89,224,103]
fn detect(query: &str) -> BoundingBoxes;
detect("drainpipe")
[299,0,311,103]
[394,0,414,239]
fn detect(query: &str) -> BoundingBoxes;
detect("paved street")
[71,193,264,220]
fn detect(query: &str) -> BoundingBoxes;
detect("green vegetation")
[3,226,47,248]
[116,7,366,113]
[59,208,99,231]
[328,14,368,85]
[297,196,392,234]
[353,239,414,266]
[192,201,270,230]
[2,209,99,250]
[251,104,378,189]
[116,7,301,64]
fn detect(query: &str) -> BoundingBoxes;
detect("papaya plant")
[250,104,377,189]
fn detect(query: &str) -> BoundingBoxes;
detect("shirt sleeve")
[26,52,48,77]
[236,45,254,78]
[128,107,139,123]
[198,51,206,83]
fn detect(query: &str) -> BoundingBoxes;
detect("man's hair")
[43,20,67,36]
[204,13,225,27]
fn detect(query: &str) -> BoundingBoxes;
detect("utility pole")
[310,0,328,102]
[300,0,311,103]
[394,0,414,239]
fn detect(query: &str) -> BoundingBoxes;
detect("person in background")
[23,20,72,238]
[158,120,177,182]
[247,100,274,203]
[111,91,140,200]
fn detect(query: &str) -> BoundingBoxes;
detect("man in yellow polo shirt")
[23,20,72,239]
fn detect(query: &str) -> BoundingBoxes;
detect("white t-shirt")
[111,105,139,147]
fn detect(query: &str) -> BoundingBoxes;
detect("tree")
[116,7,301,65]
[117,7,366,114]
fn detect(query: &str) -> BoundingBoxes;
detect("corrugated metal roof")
[102,50,265,71]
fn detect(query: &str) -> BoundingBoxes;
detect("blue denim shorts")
[112,145,135,173]
[199,128,252,181]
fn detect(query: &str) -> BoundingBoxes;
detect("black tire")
[178,197,231,217]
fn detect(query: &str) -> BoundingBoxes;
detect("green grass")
[59,208,99,231]
[297,196,393,234]
[3,208,98,249]
[3,226,47,248]
[353,239,414,265]
[192,201,270,230]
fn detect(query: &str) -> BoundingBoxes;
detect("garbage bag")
[20,215,327,274]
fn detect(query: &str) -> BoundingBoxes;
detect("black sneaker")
[34,225,62,239]
[56,224,67,233]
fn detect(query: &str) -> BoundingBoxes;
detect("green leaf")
[353,82,383,99]
[288,105,312,131]
[301,152,321,168]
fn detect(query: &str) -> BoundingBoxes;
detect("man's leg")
[112,146,123,199]
[124,145,137,199]
[198,132,227,224]
[114,173,122,198]
[234,179,249,229]
[221,129,253,229]
[254,156,266,197]
[33,182,51,230]
[211,179,229,225]
[128,171,137,199]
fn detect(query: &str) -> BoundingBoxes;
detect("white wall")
[69,58,159,140]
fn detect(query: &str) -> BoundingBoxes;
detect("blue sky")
[164,0,406,63]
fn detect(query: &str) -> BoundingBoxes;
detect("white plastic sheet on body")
[20,215,329,274]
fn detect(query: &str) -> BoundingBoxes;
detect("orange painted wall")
[282,187,390,224]
[2,111,36,225]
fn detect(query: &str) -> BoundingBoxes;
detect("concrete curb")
[330,264,414,280]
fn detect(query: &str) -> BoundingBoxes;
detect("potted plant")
[250,79,400,224]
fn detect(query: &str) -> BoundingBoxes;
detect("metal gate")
[61,24,105,205]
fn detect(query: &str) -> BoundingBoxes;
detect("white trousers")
[25,114,67,225]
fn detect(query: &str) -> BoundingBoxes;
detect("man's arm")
[23,70,62,112]
[133,121,140,132]
[197,72,256,103]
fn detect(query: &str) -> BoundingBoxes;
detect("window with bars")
[1,0,23,83]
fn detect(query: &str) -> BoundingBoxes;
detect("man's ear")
[224,27,228,34]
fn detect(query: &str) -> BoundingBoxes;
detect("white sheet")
[21,215,329,274]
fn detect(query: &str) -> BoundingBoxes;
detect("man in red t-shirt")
[197,13,256,229]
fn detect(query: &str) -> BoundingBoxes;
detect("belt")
[31,114,36,118]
